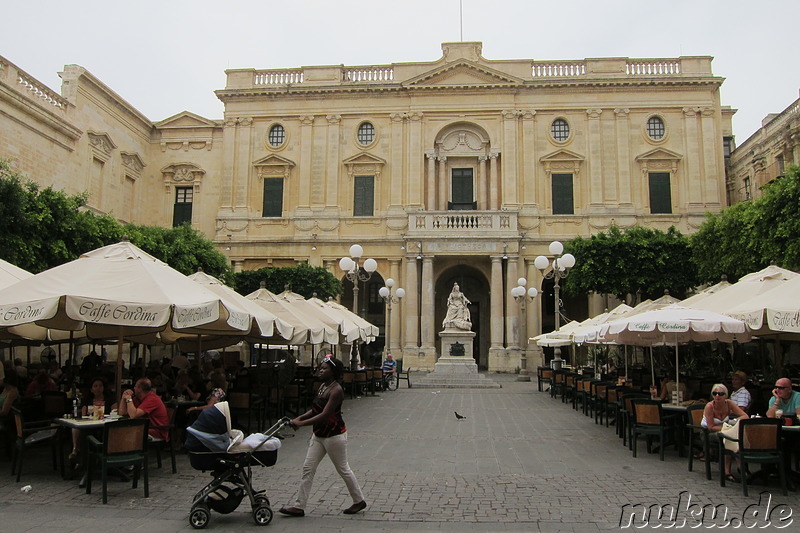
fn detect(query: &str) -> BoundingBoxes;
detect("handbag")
[720,420,739,453]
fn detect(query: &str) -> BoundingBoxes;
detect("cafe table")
[55,415,122,486]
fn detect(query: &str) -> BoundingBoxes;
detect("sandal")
[725,473,739,483]
[693,452,705,461]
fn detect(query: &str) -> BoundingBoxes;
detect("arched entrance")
[435,266,490,369]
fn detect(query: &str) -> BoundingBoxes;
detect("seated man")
[729,371,752,412]
[119,378,169,441]
[767,377,800,419]
[659,377,688,403]
[381,354,397,389]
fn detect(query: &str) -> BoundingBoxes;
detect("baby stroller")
[185,401,291,529]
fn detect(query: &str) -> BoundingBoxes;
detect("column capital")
[614,108,630,118]
[326,114,341,124]
[520,110,537,120]
[408,112,423,121]
[390,112,406,123]
[586,108,603,119]
[683,107,700,117]
[700,107,715,117]
[437,155,447,162]
[300,115,315,126]
[502,110,521,120]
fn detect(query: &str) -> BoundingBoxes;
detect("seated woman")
[25,369,57,397]
[70,377,118,461]
[173,372,202,401]
[187,372,228,417]
[702,383,748,481]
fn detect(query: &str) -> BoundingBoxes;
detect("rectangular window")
[743,177,751,201]
[353,176,374,216]
[172,186,193,227]
[723,136,734,159]
[449,168,475,210]
[648,172,672,214]
[262,178,284,217]
[551,173,574,215]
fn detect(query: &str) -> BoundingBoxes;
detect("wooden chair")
[620,392,650,446]
[86,418,149,504]
[563,374,578,405]
[592,382,610,424]
[371,368,384,393]
[631,399,679,461]
[719,418,787,496]
[686,403,718,480]
[342,371,356,399]
[537,367,553,392]
[10,407,61,482]
[354,372,368,397]
[148,406,177,474]
[550,371,566,399]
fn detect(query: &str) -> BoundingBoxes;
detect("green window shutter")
[353,176,374,216]
[262,178,284,217]
[648,173,672,214]
[551,173,574,215]
[172,186,193,227]
[451,168,473,204]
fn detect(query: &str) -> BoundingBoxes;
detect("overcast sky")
[3,1,798,144]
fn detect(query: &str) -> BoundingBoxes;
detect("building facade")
[0,42,733,371]
[726,91,799,205]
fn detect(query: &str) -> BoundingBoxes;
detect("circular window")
[267,124,285,147]
[551,119,570,142]
[646,116,666,140]
[357,122,375,145]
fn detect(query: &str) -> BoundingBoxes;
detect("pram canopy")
[186,401,281,455]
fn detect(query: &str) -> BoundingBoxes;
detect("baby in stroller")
[185,401,290,529]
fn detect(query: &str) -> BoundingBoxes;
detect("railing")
[344,66,394,82]
[16,69,68,110]
[531,61,586,78]
[625,60,681,76]
[408,211,516,234]
[764,98,799,135]
[253,69,304,85]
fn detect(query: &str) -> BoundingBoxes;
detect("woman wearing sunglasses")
[702,384,748,482]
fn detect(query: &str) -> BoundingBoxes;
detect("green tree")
[564,225,697,302]
[691,165,800,282]
[234,263,342,299]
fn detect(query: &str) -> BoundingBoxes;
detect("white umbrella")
[598,305,751,401]
[531,320,580,347]
[685,265,797,314]
[317,298,379,343]
[724,274,800,336]
[246,285,337,345]
[0,241,254,393]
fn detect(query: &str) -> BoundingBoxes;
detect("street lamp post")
[339,244,378,368]
[511,277,538,382]
[378,278,405,360]
[534,241,576,367]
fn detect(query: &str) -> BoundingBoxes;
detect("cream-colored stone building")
[726,90,799,204]
[0,42,733,371]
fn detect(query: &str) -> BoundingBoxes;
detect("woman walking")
[279,357,366,517]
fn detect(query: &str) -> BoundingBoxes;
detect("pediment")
[87,131,116,155]
[253,154,296,167]
[121,152,146,172]
[342,153,386,166]
[635,148,683,161]
[404,60,523,87]
[540,149,585,162]
[156,111,218,129]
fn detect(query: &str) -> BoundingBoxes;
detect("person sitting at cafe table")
[173,372,201,401]
[767,378,800,419]
[702,383,748,481]
[69,377,118,462]
[659,376,689,402]
[729,371,752,412]
[119,378,169,441]
[186,372,228,417]
[25,369,57,397]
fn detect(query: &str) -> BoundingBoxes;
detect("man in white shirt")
[730,371,751,412]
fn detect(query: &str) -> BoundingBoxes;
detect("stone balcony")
[406,210,518,241]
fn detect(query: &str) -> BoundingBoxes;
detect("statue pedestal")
[415,329,500,388]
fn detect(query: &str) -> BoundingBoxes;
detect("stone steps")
[413,374,502,389]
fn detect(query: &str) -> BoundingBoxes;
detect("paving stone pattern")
[1,373,795,532]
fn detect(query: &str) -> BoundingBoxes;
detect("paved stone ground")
[1,373,797,532]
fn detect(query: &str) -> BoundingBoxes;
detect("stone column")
[420,255,435,349]
[490,256,504,349]
[407,112,424,208]
[390,113,405,209]
[614,108,632,206]
[683,107,702,206]
[701,107,721,205]
[501,110,519,207]
[220,118,237,209]
[520,110,537,206]
[426,151,437,210]
[489,152,499,210]
[298,115,314,209]
[234,117,253,208]
[478,155,488,209]
[586,108,603,207]
[325,115,341,209]
[389,259,402,352]
[505,256,519,348]
[403,255,419,351]
[437,156,447,210]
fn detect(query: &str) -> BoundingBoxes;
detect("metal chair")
[719,418,787,496]
[86,418,149,504]
[631,399,680,461]
[148,406,177,474]
[537,367,553,392]
[686,403,718,480]
[10,407,61,482]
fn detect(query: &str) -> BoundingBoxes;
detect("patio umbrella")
[531,320,580,347]
[684,265,797,315]
[0,241,254,395]
[315,297,379,343]
[246,284,337,346]
[723,274,800,337]
[597,305,751,401]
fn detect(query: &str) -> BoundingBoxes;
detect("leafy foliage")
[691,165,800,282]
[234,263,342,299]
[563,225,697,301]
